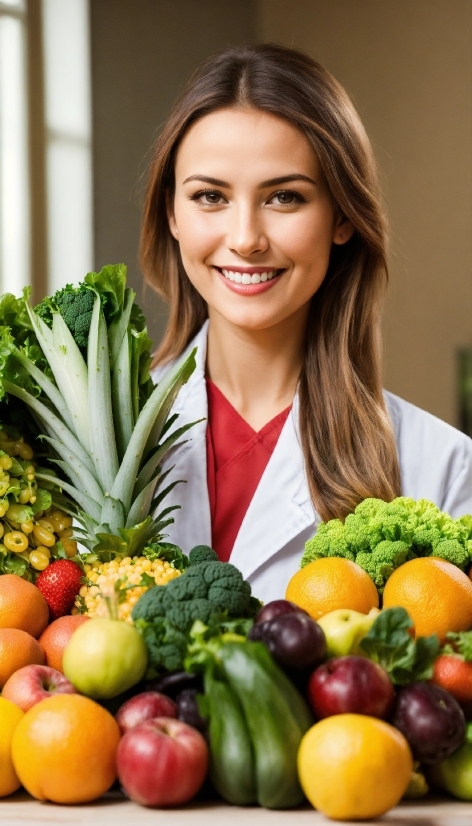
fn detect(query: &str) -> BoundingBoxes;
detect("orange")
[298,714,413,820]
[432,654,472,706]
[0,575,49,638]
[0,628,45,688]
[39,614,90,673]
[285,558,379,620]
[0,697,24,797]
[383,557,472,641]
[11,694,121,803]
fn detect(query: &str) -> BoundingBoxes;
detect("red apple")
[117,717,209,806]
[116,691,177,734]
[308,655,395,720]
[2,664,77,711]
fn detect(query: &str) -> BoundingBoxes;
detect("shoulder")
[384,390,472,516]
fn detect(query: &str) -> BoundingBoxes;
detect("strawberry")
[36,560,82,620]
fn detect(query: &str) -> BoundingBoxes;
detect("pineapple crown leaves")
[0,265,198,553]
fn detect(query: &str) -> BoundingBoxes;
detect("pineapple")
[0,265,197,578]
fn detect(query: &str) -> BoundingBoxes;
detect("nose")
[226,202,269,257]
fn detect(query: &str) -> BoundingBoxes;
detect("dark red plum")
[254,599,308,625]
[392,682,465,764]
[253,612,327,670]
[308,656,395,720]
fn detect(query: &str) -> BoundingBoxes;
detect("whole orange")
[432,654,472,705]
[0,697,24,798]
[383,557,472,640]
[0,628,45,688]
[12,694,121,803]
[286,558,379,620]
[298,714,413,820]
[0,575,49,638]
[39,614,90,673]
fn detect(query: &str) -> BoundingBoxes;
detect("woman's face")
[169,108,353,332]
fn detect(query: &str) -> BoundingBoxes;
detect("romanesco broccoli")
[303,497,472,592]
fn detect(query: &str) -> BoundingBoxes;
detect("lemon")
[298,714,413,820]
[0,696,24,797]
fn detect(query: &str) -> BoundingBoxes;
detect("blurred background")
[0,0,471,429]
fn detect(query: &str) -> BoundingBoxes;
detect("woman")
[140,44,472,602]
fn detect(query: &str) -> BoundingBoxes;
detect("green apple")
[431,740,472,800]
[63,617,147,699]
[317,607,380,658]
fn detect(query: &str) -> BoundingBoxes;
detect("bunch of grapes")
[0,427,78,581]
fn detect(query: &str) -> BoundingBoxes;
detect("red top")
[206,378,291,562]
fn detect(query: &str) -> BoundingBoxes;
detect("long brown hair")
[140,44,401,521]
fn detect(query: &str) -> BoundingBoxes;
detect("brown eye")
[270,189,305,206]
[190,189,225,205]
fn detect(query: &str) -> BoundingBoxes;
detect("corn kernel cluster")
[73,556,181,622]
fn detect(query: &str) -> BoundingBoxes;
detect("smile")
[217,268,284,284]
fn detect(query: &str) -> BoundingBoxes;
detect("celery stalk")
[35,472,102,523]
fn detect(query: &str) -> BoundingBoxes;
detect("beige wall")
[90,0,257,346]
[257,0,472,426]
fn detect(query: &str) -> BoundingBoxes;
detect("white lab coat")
[152,322,472,603]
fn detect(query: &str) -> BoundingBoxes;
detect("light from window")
[0,7,30,294]
[42,0,93,292]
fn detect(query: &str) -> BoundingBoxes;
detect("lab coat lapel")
[230,394,318,580]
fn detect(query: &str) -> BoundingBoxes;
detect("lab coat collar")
[154,321,318,580]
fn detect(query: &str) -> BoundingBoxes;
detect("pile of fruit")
[3,269,472,821]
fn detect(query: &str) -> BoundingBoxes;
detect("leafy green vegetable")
[359,607,440,684]
[442,631,472,661]
[303,497,472,591]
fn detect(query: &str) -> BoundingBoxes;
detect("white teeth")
[221,269,279,284]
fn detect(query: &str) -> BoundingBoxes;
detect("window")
[0,0,29,294]
[0,0,93,298]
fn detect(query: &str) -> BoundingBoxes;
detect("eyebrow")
[182,174,317,187]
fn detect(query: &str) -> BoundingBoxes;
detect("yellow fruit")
[383,557,472,641]
[286,558,379,620]
[298,714,413,820]
[0,697,24,797]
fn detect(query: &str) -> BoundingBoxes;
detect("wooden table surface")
[2,792,472,825]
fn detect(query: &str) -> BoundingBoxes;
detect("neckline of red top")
[205,377,292,562]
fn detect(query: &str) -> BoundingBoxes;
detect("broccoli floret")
[35,284,101,350]
[433,539,470,569]
[135,616,188,674]
[131,584,167,623]
[131,559,255,672]
[355,540,410,590]
[302,496,472,589]
[302,519,354,566]
[188,545,218,565]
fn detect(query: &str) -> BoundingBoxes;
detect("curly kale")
[35,284,97,350]
[303,497,472,592]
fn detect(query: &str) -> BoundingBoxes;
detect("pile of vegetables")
[0,265,197,567]
[302,497,472,591]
